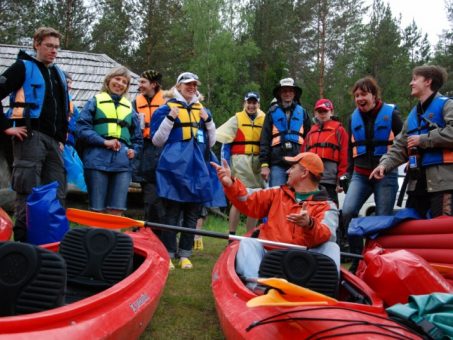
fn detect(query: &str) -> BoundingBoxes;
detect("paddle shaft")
[143,220,307,250]
[66,208,361,255]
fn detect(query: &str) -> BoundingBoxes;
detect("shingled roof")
[0,44,139,109]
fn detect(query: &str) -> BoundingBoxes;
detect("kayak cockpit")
[0,227,145,316]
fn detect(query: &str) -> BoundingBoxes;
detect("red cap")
[284,152,324,178]
[314,99,334,111]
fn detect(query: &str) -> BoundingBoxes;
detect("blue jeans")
[85,169,131,211]
[160,199,202,258]
[342,170,398,255]
[269,165,288,187]
[236,238,340,282]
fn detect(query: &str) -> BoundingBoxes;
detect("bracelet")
[166,115,175,122]
[261,163,269,168]
[204,116,212,123]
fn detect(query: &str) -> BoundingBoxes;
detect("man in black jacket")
[0,27,69,241]
[259,78,311,186]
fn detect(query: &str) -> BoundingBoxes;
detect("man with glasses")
[0,27,69,242]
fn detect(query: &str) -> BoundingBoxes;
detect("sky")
[377,0,450,45]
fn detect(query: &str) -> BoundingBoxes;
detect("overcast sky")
[374,0,450,45]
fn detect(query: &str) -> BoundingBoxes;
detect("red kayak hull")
[367,216,453,284]
[212,242,422,339]
[0,228,169,339]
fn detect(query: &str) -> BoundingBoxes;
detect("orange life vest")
[135,91,165,138]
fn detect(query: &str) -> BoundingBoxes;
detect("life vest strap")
[93,118,131,128]
[241,123,263,128]
[173,122,199,128]
[307,142,341,151]
[271,130,304,138]
[351,140,392,147]
[99,100,130,109]
[10,102,38,109]
[231,141,260,146]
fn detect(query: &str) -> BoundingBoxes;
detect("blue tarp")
[348,208,421,239]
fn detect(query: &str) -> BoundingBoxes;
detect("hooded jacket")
[223,178,337,247]
[0,50,69,143]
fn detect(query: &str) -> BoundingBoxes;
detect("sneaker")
[169,259,175,271]
[179,257,193,269]
[194,237,204,251]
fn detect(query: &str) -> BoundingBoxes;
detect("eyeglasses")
[42,43,60,51]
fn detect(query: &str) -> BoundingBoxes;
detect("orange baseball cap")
[284,152,324,178]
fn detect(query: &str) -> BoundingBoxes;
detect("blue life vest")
[270,105,306,146]
[407,96,453,167]
[351,103,395,157]
[7,60,68,119]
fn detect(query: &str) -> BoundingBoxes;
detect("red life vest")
[304,120,343,163]
[135,91,165,138]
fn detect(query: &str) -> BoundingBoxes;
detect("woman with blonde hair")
[151,72,224,269]
[77,67,143,215]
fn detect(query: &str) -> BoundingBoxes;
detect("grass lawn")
[140,214,242,340]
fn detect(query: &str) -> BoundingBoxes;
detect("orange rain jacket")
[223,179,337,248]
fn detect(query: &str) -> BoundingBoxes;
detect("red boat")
[212,241,424,339]
[0,227,169,339]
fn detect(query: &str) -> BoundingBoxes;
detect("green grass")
[140,214,244,340]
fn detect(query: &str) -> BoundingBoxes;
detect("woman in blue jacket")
[77,67,142,215]
[151,72,222,269]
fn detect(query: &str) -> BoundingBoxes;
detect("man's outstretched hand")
[210,159,233,187]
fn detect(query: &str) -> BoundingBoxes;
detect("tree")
[432,0,453,96]
[127,0,183,83]
[36,0,94,50]
[0,0,39,45]
[402,20,431,67]
[90,0,134,66]
[294,0,367,120]
[356,0,413,113]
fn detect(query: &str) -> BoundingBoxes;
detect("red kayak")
[0,227,169,339]
[212,242,423,339]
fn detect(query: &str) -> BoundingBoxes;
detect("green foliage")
[2,0,453,117]
[90,0,134,66]
[141,214,234,339]
[36,0,93,50]
[0,0,38,44]
[433,0,453,96]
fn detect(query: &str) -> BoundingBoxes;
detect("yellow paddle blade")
[247,288,332,307]
[246,278,338,308]
[66,208,145,229]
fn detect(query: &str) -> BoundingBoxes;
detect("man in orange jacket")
[211,152,340,285]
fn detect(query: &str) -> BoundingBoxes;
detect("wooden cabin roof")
[0,44,139,109]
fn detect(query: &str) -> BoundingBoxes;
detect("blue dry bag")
[26,181,69,245]
[63,144,87,192]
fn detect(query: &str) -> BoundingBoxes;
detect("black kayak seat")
[0,242,66,316]
[259,249,339,298]
[59,228,133,291]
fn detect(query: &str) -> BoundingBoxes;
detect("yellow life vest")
[231,110,265,155]
[94,92,133,144]
[166,101,204,140]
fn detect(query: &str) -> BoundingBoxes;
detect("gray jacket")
[379,93,453,193]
